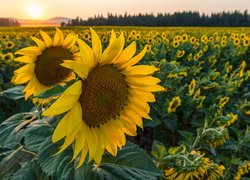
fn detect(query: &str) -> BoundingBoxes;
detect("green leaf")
[0,146,35,177]
[0,112,35,148]
[151,140,167,160]
[1,86,25,100]
[38,84,65,99]
[13,160,47,180]
[38,137,74,179]
[178,130,194,141]
[24,124,53,152]
[84,142,162,180]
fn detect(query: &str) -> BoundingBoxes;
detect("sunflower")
[206,128,229,148]
[188,79,196,96]
[204,164,225,180]
[5,41,14,49]
[219,97,230,108]
[42,28,164,167]
[176,50,185,58]
[167,96,181,113]
[235,161,250,180]
[164,151,209,180]
[12,28,79,100]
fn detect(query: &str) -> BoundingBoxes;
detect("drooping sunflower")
[167,96,181,113]
[188,79,196,96]
[164,151,209,180]
[12,28,79,100]
[42,28,164,167]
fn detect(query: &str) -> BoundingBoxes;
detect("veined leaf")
[1,86,25,100]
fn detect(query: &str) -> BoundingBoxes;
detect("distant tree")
[0,18,20,26]
[66,10,250,27]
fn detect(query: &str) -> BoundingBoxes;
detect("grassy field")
[0,26,249,179]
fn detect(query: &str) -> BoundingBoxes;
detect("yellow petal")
[119,45,147,69]
[100,33,124,65]
[53,28,64,46]
[109,29,117,44]
[72,126,86,160]
[66,102,83,135]
[42,81,82,116]
[40,30,52,47]
[126,76,161,87]
[12,71,33,84]
[63,33,76,49]
[86,127,98,162]
[117,118,137,136]
[131,84,165,92]
[14,63,35,74]
[63,80,82,95]
[55,125,81,155]
[114,41,136,66]
[129,88,156,102]
[77,39,96,69]
[122,65,159,76]
[14,56,36,63]
[129,103,152,120]
[128,95,150,113]
[30,36,46,49]
[61,60,89,80]
[52,113,69,142]
[15,46,41,56]
[90,28,102,61]
[122,108,143,128]
[101,124,117,156]
[77,142,88,168]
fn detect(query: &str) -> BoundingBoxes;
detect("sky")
[0,0,249,20]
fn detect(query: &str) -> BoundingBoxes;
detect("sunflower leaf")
[12,160,47,180]
[0,86,25,100]
[83,142,162,180]
[38,136,74,179]
[0,112,34,148]
[38,84,65,99]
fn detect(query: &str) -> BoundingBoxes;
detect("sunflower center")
[34,47,73,87]
[171,100,179,109]
[79,65,128,127]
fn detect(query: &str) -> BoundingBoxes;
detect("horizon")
[1,9,250,21]
[0,0,249,20]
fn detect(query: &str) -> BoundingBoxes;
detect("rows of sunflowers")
[0,26,249,179]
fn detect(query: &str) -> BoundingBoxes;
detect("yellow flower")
[172,41,180,48]
[176,50,185,58]
[207,128,229,148]
[246,110,250,115]
[205,164,225,180]
[219,97,230,108]
[181,34,188,43]
[42,28,164,167]
[197,96,206,109]
[235,162,250,180]
[193,88,201,99]
[188,79,196,96]
[12,28,79,100]
[167,96,181,113]
[225,113,238,127]
[5,41,14,49]
[165,151,209,180]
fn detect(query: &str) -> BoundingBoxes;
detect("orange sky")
[0,0,249,20]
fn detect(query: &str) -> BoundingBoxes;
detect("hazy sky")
[0,0,249,19]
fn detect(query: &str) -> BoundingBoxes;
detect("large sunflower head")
[42,28,165,167]
[12,28,80,100]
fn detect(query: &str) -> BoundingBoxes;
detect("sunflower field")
[0,26,249,180]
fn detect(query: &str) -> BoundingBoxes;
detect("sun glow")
[27,5,43,19]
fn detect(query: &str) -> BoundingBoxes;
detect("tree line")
[0,18,20,26]
[64,10,250,26]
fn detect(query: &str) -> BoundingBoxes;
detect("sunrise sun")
[27,5,43,19]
